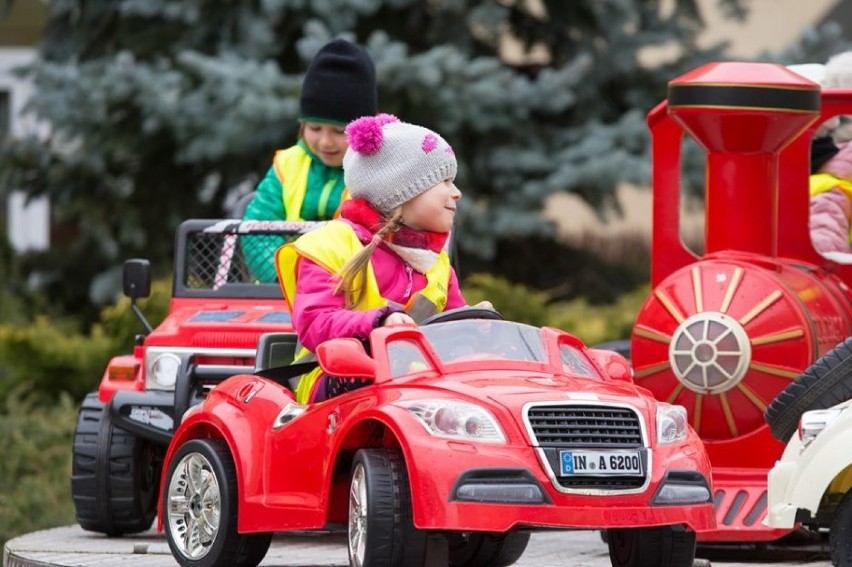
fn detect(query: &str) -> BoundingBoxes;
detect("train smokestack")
[668,62,820,256]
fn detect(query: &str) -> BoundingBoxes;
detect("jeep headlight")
[150,353,181,388]
[799,407,845,448]
[656,403,688,444]
[395,400,506,443]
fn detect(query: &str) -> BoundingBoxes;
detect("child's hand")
[383,312,416,326]
[473,300,494,310]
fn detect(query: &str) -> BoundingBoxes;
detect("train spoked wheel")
[631,260,817,441]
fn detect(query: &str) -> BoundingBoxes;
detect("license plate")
[559,449,643,476]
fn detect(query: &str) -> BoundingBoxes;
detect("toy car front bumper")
[402,437,714,533]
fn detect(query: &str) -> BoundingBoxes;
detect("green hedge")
[0,274,646,405]
[0,278,171,404]
[463,273,647,345]
[0,390,78,546]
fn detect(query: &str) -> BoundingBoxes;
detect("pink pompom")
[346,113,400,155]
[375,113,399,127]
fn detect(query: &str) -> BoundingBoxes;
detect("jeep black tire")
[765,336,852,442]
[71,392,162,535]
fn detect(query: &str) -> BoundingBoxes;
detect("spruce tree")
[0,0,792,316]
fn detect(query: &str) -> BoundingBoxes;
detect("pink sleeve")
[810,188,852,254]
[445,268,467,310]
[292,258,397,351]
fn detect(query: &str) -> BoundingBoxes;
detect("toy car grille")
[527,405,643,447]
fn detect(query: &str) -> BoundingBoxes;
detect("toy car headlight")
[798,407,845,448]
[395,400,506,443]
[656,403,688,444]
[150,353,181,388]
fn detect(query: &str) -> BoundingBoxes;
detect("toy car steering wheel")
[420,306,504,325]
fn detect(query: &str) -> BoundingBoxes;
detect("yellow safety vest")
[273,146,312,221]
[276,220,451,402]
[810,173,852,242]
[273,145,350,220]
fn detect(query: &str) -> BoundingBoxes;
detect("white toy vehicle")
[766,395,852,565]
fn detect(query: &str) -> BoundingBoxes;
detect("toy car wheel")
[71,392,161,535]
[164,438,272,567]
[765,336,852,442]
[607,526,696,567]
[348,449,427,567]
[447,530,530,567]
[831,490,852,566]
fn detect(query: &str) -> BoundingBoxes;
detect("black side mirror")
[123,259,152,300]
[123,259,153,334]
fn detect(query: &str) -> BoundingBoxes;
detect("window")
[560,345,600,379]
[386,340,434,378]
[0,90,9,140]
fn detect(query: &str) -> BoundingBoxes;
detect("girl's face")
[302,122,348,167]
[400,179,462,233]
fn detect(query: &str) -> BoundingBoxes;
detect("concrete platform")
[2,525,833,567]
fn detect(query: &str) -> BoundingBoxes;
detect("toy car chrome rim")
[166,452,222,560]
[348,463,368,566]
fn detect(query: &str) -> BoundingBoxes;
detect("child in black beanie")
[243,39,378,281]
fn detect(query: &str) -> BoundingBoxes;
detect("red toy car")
[159,309,714,567]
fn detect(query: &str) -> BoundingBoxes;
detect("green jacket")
[243,140,346,282]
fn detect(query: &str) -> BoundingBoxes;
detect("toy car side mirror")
[316,338,377,378]
[587,348,633,382]
[123,259,152,299]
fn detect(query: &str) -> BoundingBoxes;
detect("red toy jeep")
[70,219,321,536]
[159,310,715,567]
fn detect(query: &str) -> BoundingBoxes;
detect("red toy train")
[632,61,852,542]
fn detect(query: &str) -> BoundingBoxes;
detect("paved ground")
[2,525,834,567]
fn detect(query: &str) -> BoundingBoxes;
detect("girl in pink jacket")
[277,114,484,402]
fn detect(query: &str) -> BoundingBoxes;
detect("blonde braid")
[335,210,404,309]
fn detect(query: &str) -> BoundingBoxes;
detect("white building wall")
[1,46,49,253]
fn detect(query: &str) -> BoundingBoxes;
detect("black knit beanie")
[300,39,378,126]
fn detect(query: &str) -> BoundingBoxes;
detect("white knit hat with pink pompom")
[343,113,457,213]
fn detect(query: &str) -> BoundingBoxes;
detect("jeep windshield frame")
[172,219,325,299]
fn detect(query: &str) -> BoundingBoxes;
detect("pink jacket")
[292,219,467,351]
[811,141,852,254]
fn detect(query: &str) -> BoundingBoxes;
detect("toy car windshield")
[388,320,547,370]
